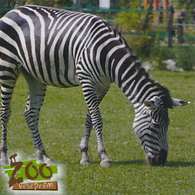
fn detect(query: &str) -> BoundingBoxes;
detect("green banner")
[0,5,170,13]
[0,7,12,11]
[0,5,170,39]
[82,6,170,13]
[123,31,169,38]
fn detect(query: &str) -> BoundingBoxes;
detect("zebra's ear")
[172,98,190,107]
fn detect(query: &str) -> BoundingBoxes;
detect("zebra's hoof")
[80,159,91,165]
[42,156,55,165]
[100,160,112,167]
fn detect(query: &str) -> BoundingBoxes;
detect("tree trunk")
[142,0,154,31]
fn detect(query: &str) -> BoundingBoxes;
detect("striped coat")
[0,5,189,166]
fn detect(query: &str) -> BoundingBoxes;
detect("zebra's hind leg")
[0,63,21,165]
[22,70,54,165]
[80,109,92,165]
[0,82,16,165]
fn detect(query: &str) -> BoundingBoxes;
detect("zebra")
[0,5,189,167]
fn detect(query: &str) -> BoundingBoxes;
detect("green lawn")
[0,70,195,194]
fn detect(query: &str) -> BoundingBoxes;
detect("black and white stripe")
[0,5,189,166]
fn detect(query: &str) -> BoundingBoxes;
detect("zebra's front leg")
[93,109,111,167]
[80,82,111,167]
[80,108,111,167]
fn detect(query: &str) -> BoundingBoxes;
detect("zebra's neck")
[112,55,172,107]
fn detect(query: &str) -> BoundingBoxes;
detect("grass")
[0,70,195,194]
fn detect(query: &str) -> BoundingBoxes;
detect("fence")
[0,5,194,48]
[0,5,171,36]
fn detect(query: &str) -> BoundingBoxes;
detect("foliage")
[0,0,72,8]
[176,0,195,12]
[115,2,155,58]
[111,0,131,9]
[25,0,72,7]
[0,0,72,17]
[116,3,152,31]
[174,45,195,71]
[82,0,98,7]
[123,34,155,59]
[150,39,195,71]
[150,34,175,69]
[0,0,16,17]
[0,71,194,194]
[151,46,175,70]
[0,0,16,7]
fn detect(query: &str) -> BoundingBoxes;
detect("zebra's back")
[0,5,113,88]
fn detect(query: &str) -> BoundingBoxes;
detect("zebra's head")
[133,96,189,166]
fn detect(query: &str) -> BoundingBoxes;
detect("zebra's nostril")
[147,149,167,166]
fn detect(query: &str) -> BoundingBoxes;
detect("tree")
[25,0,72,7]
[176,0,195,12]
[0,0,16,7]
[0,0,17,17]
[115,0,154,58]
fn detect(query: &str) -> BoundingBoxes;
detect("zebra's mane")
[111,26,173,108]
[136,63,173,108]
[111,25,137,59]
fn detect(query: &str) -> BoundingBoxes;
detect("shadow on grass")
[68,160,147,166]
[86,160,147,166]
[165,161,195,167]
[67,159,195,167]
[91,160,195,167]
[112,160,147,166]
[153,72,195,79]
[112,160,195,167]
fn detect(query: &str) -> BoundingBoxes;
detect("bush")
[174,45,195,71]
[115,4,155,59]
[123,34,155,58]
[149,34,195,71]
[150,45,176,69]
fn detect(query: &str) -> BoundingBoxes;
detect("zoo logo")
[3,153,58,191]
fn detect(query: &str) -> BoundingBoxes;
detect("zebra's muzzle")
[147,149,167,166]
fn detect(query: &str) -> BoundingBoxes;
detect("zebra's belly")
[22,60,81,88]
